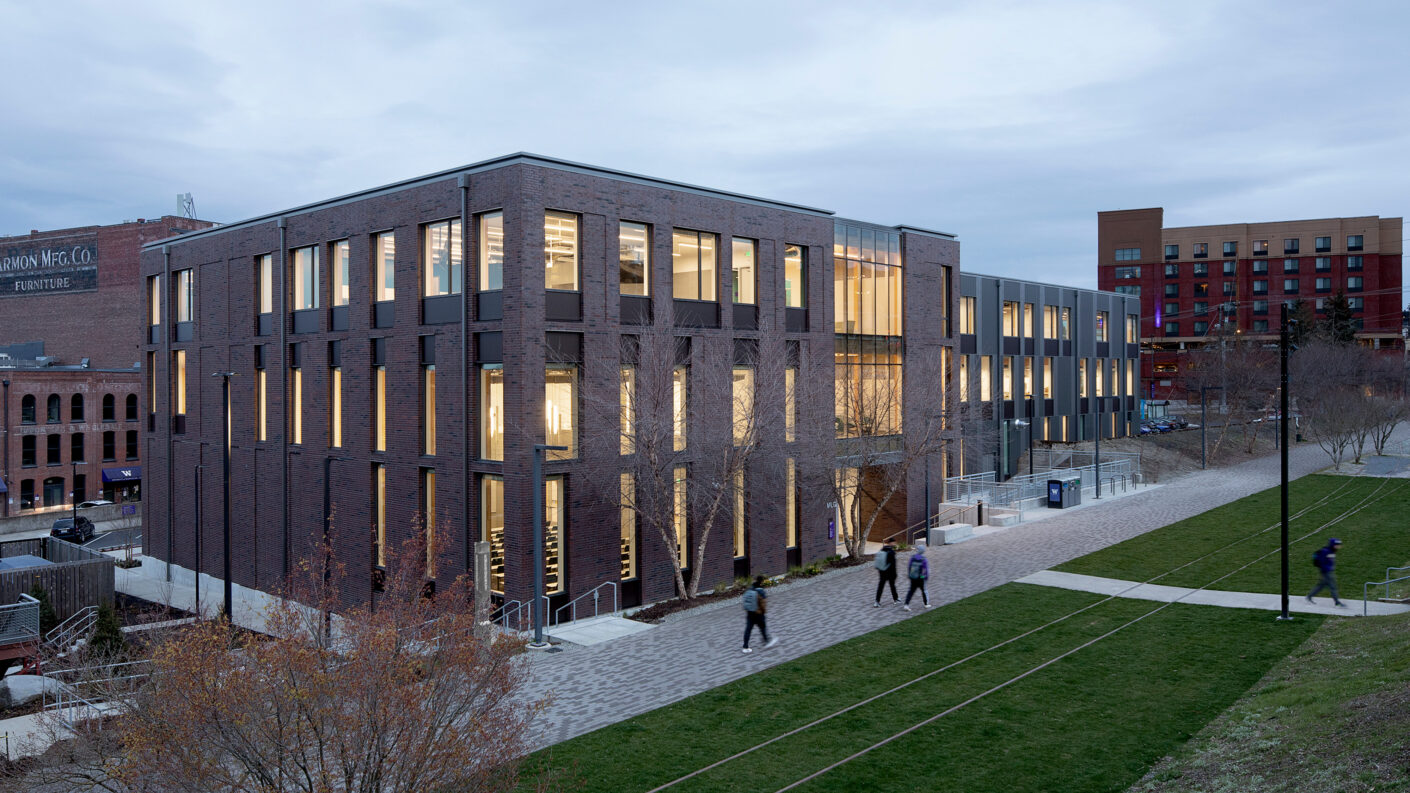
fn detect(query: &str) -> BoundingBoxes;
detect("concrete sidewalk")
[1016,569,1410,617]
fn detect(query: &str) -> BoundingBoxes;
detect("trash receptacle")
[1047,479,1064,509]
[1048,476,1081,508]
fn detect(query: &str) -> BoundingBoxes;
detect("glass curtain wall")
[833,222,904,439]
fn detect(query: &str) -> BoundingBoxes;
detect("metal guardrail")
[43,660,152,731]
[46,605,98,651]
[0,594,40,646]
[946,459,1138,510]
[1363,566,1410,617]
[553,582,618,626]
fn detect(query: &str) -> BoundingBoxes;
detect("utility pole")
[1278,304,1292,621]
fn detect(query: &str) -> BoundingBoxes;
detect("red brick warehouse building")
[140,154,958,611]
[0,217,211,517]
[1097,208,1402,399]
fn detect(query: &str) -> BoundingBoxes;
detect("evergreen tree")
[1287,298,1316,346]
[28,582,58,636]
[87,602,127,662]
[1318,291,1357,346]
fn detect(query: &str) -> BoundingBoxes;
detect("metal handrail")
[46,605,99,650]
[931,503,971,528]
[0,595,40,646]
[1363,566,1410,617]
[552,582,618,627]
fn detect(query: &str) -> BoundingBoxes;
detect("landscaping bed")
[627,554,869,624]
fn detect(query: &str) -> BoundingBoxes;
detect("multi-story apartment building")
[0,217,212,517]
[1097,208,1402,398]
[140,154,958,610]
[955,274,1140,479]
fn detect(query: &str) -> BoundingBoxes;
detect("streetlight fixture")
[212,371,237,624]
[531,443,567,649]
[1013,419,1035,477]
[1277,305,1293,621]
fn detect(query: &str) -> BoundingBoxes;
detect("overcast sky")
[2,0,1406,289]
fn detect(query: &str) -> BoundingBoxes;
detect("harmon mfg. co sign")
[0,235,99,298]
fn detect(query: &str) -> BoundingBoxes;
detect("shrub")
[28,583,58,636]
[86,603,127,661]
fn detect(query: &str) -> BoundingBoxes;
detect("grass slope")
[1131,611,1410,792]
[1055,475,1410,597]
[526,586,1320,793]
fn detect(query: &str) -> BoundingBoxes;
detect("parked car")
[51,516,96,544]
[1138,423,1155,436]
[76,499,114,509]
[1167,416,1190,429]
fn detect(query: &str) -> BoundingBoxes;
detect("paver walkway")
[523,434,1392,749]
[1016,569,1410,616]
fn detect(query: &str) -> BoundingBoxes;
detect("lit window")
[620,366,635,455]
[960,296,976,334]
[1126,314,1138,341]
[175,269,194,323]
[784,245,805,308]
[423,364,436,455]
[1043,357,1053,398]
[785,458,798,549]
[373,232,395,303]
[422,468,436,578]
[785,366,797,443]
[148,275,161,326]
[483,476,505,592]
[672,229,717,301]
[1023,357,1033,398]
[1002,302,1019,336]
[545,366,578,460]
[731,238,756,305]
[1001,357,1013,401]
[332,241,350,306]
[1060,308,1071,340]
[673,366,688,451]
[619,222,649,296]
[330,366,342,448]
[1043,305,1058,338]
[1079,359,1088,397]
[620,473,636,580]
[481,365,503,460]
[373,464,386,568]
[732,469,746,558]
[422,220,462,297]
[1023,303,1034,338]
[290,365,302,444]
[1254,239,1268,254]
[256,366,267,442]
[174,350,187,415]
[544,211,579,291]
[732,366,754,445]
[1096,311,1109,342]
[479,212,503,291]
[1126,359,1135,396]
[374,365,386,452]
[959,356,969,402]
[673,467,688,569]
[257,255,273,314]
[292,246,319,311]
[980,356,992,402]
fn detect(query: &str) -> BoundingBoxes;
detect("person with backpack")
[874,543,899,607]
[741,576,778,653]
[1307,538,1346,607]
[903,543,931,611]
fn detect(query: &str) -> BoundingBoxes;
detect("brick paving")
[521,438,1373,750]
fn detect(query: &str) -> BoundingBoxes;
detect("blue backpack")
[909,556,927,580]
[742,587,761,612]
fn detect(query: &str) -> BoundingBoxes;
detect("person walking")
[903,544,931,611]
[741,576,778,653]
[1307,537,1346,607]
[874,542,899,607]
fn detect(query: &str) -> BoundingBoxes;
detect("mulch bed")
[114,593,194,628]
[627,555,869,624]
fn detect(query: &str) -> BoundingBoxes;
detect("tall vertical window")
[1060,307,1071,340]
[174,350,187,415]
[673,467,688,568]
[731,238,756,304]
[544,211,579,291]
[785,366,797,443]
[481,365,503,460]
[373,232,395,303]
[1127,359,1135,396]
[125,394,138,421]
[292,246,319,311]
[290,365,302,444]
[102,433,115,461]
[544,476,566,594]
[785,458,798,548]
[332,240,350,306]
[256,363,267,442]
[1079,360,1089,397]
[673,366,688,451]
[257,255,273,314]
[479,212,503,291]
[545,366,577,460]
[1126,314,1138,341]
[1002,302,1019,336]
[1096,311,1109,342]
[620,473,636,580]
[1043,305,1058,338]
[330,366,342,448]
[71,433,85,463]
[1023,303,1034,338]
[483,476,505,592]
[619,222,649,296]
[422,469,436,578]
[1023,358,1033,398]
[732,469,746,558]
[784,245,805,308]
[373,464,386,568]
[147,351,156,415]
[423,364,436,455]
[732,367,754,445]
[1043,357,1053,398]
[125,430,138,460]
[958,356,969,401]
[959,296,975,334]
[1110,359,1120,396]
[1094,360,1105,396]
[422,220,463,297]
[175,269,194,323]
[980,356,992,402]
[672,229,717,301]
[374,365,387,452]
[70,394,83,422]
[47,435,60,465]
[619,366,635,455]
[148,275,161,326]
[1001,357,1013,401]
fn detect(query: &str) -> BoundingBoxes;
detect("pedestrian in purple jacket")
[903,544,931,611]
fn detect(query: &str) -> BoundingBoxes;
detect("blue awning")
[102,466,142,483]
[0,478,7,494]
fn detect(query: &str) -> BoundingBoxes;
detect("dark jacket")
[1314,544,1338,572]
[877,546,897,577]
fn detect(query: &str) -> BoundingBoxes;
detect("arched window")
[20,395,35,424]
[47,394,61,423]
[71,393,85,422]
[125,394,138,421]
[102,394,116,422]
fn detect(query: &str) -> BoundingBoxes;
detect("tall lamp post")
[1277,304,1293,621]
[531,443,567,649]
[212,371,237,624]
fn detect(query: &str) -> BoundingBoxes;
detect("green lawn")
[1054,475,1410,597]
[525,586,1320,793]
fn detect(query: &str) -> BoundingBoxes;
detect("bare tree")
[1368,396,1406,456]
[583,324,792,600]
[1185,333,1277,455]
[5,528,548,793]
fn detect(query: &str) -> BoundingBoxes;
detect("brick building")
[0,217,213,517]
[1097,208,1402,399]
[140,153,958,611]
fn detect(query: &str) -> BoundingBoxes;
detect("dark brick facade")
[141,155,957,610]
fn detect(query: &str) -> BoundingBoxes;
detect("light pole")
[1200,385,1222,469]
[212,371,237,624]
[531,443,567,649]
[1278,304,1292,621]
